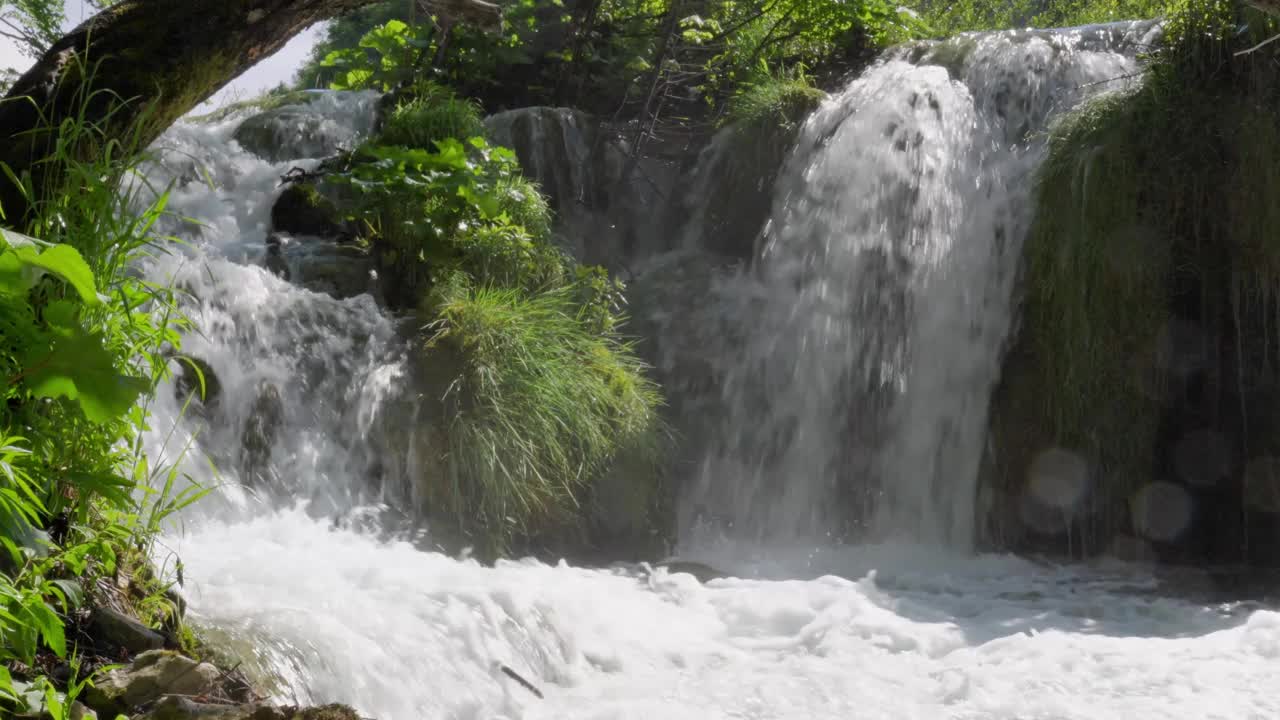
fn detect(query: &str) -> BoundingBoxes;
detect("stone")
[271,184,346,238]
[84,650,221,717]
[91,606,166,654]
[264,234,292,281]
[173,355,222,408]
[240,381,285,485]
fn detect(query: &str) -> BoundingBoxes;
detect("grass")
[420,280,664,556]
[722,66,825,132]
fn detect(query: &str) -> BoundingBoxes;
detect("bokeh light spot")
[1131,482,1193,542]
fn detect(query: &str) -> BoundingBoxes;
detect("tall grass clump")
[985,0,1280,550]
[1,61,201,708]
[722,64,825,132]
[422,280,664,555]
[377,81,486,150]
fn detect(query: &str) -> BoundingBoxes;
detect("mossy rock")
[271,183,347,238]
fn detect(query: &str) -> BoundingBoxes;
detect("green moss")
[985,0,1280,549]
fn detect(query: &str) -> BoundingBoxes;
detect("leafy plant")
[320,19,432,91]
[0,54,201,710]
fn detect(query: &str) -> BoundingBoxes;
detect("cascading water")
[682,22,1162,549]
[131,29,1280,720]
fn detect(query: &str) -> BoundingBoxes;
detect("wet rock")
[173,356,221,408]
[294,244,375,300]
[84,650,221,717]
[655,560,728,583]
[240,381,285,483]
[264,234,291,281]
[91,606,165,654]
[140,697,362,720]
[233,97,361,163]
[484,107,674,270]
[271,184,346,238]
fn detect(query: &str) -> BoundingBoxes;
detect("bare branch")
[1235,32,1280,57]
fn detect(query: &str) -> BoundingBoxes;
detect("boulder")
[84,650,221,717]
[271,184,346,238]
[90,606,166,654]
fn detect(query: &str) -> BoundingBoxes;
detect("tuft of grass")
[722,65,825,132]
[378,83,486,150]
[420,280,664,556]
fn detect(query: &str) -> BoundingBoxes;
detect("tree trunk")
[0,0,500,226]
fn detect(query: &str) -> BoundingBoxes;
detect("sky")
[0,0,325,111]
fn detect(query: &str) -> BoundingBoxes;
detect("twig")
[499,664,544,699]
[1235,32,1280,57]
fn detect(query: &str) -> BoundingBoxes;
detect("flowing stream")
[136,26,1279,720]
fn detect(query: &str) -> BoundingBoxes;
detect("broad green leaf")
[19,322,148,424]
[50,579,84,610]
[15,245,99,304]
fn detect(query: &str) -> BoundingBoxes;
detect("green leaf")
[19,321,148,424]
[17,244,99,304]
[27,602,66,658]
[50,579,84,610]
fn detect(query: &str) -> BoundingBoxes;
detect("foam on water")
[136,31,1280,720]
[171,510,1280,719]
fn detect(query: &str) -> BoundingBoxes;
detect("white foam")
[169,510,1279,719]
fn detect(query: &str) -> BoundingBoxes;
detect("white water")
[683,22,1161,547]
[134,29,1279,720]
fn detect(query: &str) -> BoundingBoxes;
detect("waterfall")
[116,24,1280,720]
[680,21,1161,549]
